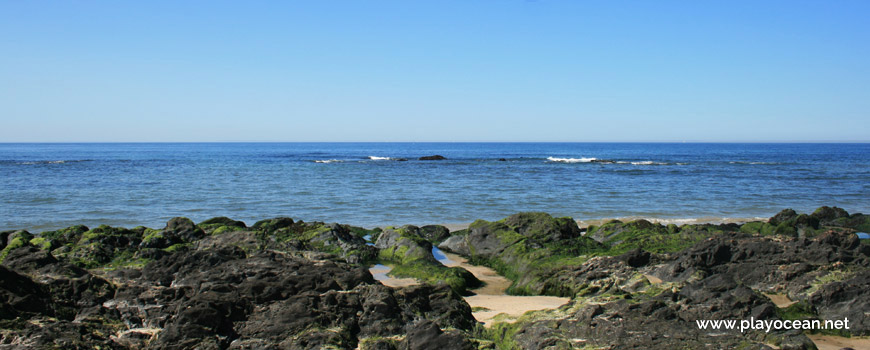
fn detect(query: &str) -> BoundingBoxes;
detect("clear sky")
[1,1,868,142]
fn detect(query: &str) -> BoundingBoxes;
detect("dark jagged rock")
[809,270,870,334]
[811,206,850,223]
[251,216,294,234]
[5,208,869,349]
[0,264,53,319]
[419,155,446,160]
[398,320,475,350]
[198,216,246,228]
[420,225,451,243]
[197,216,247,235]
[139,217,205,251]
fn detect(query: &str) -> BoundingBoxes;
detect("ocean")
[1,142,868,232]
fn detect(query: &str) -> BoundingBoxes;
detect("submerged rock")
[419,155,446,160]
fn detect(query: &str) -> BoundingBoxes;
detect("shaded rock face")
[140,217,206,250]
[420,225,450,242]
[0,219,478,349]
[809,270,870,332]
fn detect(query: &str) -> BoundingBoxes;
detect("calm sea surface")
[1,143,868,232]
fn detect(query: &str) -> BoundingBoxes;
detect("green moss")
[39,225,89,244]
[488,320,522,350]
[389,262,481,294]
[104,251,151,270]
[163,243,192,253]
[773,222,797,237]
[776,301,816,321]
[141,228,163,243]
[29,236,52,250]
[590,219,712,256]
[358,336,399,350]
[739,221,765,234]
[0,232,33,262]
[378,244,411,263]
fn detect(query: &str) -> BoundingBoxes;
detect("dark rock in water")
[395,158,408,161]
[497,158,507,161]
[419,155,446,160]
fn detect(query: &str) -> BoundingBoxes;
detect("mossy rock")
[389,261,481,294]
[69,225,143,268]
[375,226,435,264]
[36,225,89,248]
[198,216,247,235]
[0,231,34,262]
[252,217,295,234]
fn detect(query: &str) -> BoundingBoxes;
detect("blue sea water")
[1,142,868,232]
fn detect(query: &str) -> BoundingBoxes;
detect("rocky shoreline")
[1,206,869,349]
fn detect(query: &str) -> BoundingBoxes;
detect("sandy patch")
[369,265,420,288]
[762,293,797,308]
[442,252,570,326]
[809,334,870,350]
[643,274,663,284]
[441,223,470,232]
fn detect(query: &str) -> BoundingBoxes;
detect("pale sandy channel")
[369,250,569,327]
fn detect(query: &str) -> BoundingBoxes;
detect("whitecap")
[369,156,391,160]
[630,161,668,165]
[547,157,596,163]
[314,159,343,164]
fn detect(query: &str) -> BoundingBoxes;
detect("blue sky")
[1,1,868,142]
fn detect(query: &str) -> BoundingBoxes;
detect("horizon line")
[1,140,869,144]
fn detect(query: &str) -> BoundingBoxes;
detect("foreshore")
[1,206,868,349]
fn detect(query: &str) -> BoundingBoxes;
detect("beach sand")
[809,335,870,350]
[762,293,797,308]
[369,265,420,288]
[441,252,570,326]
[369,251,570,326]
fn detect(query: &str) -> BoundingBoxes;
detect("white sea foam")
[369,156,391,160]
[630,161,669,165]
[18,160,89,165]
[730,161,778,165]
[314,159,342,164]
[547,157,596,163]
[578,216,767,228]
